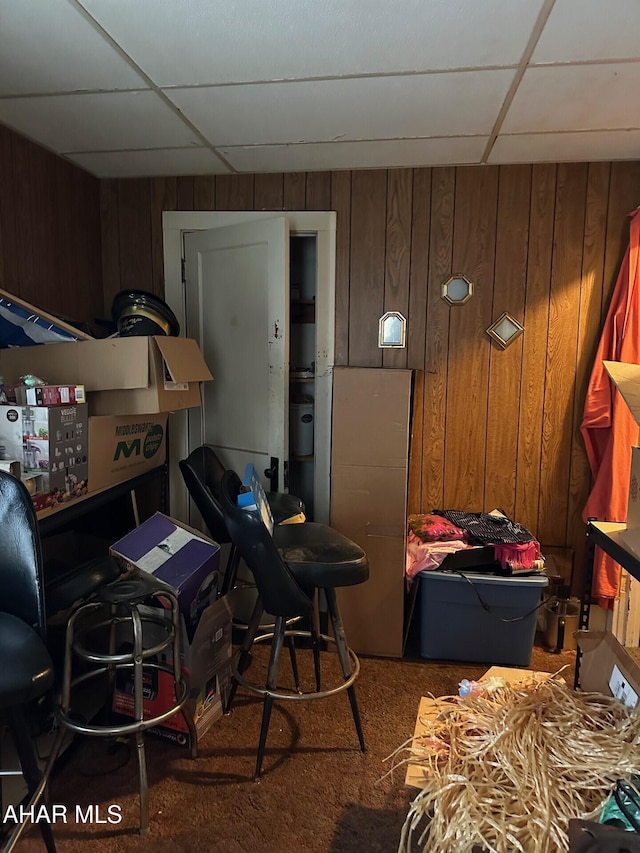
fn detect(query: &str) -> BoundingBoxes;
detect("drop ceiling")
[1,0,640,179]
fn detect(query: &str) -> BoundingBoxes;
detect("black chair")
[0,471,57,853]
[220,469,369,779]
[179,445,305,597]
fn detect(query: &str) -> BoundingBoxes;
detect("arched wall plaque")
[378,311,406,348]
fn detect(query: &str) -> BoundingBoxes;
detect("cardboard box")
[0,459,21,479]
[331,464,408,657]
[0,403,88,508]
[110,513,221,639]
[330,367,413,658]
[110,514,232,749]
[0,336,213,416]
[577,629,640,709]
[603,361,640,557]
[111,595,232,750]
[331,367,413,469]
[88,413,168,491]
[15,384,86,406]
[22,404,88,493]
[0,405,24,465]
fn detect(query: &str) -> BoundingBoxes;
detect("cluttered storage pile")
[405,509,551,667]
[388,670,640,853]
[406,509,545,582]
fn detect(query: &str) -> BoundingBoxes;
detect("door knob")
[263,457,279,491]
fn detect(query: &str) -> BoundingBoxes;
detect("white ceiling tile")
[66,147,229,178]
[0,0,145,95]
[488,130,640,164]
[501,63,640,134]
[168,70,514,147]
[1,0,639,177]
[532,0,640,64]
[220,137,488,173]
[79,0,543,86]
[0,91,202,154]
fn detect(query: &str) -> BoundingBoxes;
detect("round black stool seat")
[273,521,369,589]
[56,569,193,835]
[96,569,173,606]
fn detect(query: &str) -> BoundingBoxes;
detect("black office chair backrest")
[220,469,313,618]
[179,445,231,546]
[0,472,46,636]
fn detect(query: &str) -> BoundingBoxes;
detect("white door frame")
[162,210,336,525]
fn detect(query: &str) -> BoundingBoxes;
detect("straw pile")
[385,673,640,852]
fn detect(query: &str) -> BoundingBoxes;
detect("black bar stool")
[0,472,57,853]
[220,469,369,779]
[179,445,305,598]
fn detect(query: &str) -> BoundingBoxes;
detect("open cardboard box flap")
[153,336,213,383]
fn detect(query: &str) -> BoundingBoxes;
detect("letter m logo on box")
[114,439,141,461]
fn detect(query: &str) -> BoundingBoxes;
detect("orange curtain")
[581,208,640,606]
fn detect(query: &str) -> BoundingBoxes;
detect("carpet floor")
[14,633,576,853]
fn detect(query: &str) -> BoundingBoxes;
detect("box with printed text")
[0,403,88,510]
[88,413,168,491]
[109,513,231,749]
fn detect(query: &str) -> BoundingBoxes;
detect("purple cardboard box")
[110,513,231,748]
[110,512,220,640]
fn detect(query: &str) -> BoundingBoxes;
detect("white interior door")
[163,210,335,526]
[183,217,289,492]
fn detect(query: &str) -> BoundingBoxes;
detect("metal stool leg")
[310,592,322,692]
[227,599,264,713]
[134,731,149,836]
[220,545,241,598]
[130,606,149,835]
[7,706,56,853]
[286,635,300,693]
[325,588,365,752]
[255,616,287,779]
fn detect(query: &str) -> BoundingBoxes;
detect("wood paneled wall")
[101,163,640,585]
[7,118,637,591]
[0,125,103,330]
[103,162,640,589]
